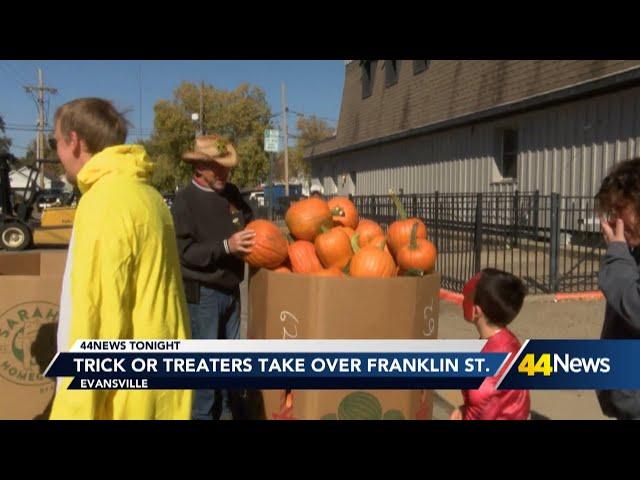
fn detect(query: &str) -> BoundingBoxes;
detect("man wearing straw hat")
[171,134,255,420]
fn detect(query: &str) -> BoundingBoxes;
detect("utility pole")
[199,81,205,136]
[139,63,143,140]
[24,68,57,190]
[281,83,289,196]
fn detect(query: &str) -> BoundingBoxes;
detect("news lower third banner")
[43,339,640,390]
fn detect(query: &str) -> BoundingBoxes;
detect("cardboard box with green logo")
[0,250,66,420]
[246,268,440,420]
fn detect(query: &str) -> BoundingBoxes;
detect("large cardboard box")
[0,250,66,419]
[247,269,440,420]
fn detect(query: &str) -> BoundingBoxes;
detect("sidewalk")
[434,299,609,420]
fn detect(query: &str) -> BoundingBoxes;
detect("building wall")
[313,86,640,198]
[311,60,640,157]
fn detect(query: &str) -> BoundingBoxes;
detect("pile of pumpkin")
[242,190,437,278]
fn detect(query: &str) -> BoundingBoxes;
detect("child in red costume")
[450,268,530,420]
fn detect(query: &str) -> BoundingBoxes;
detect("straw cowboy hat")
[182,134,238,168]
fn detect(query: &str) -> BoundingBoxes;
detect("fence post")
[513,189,519,248]
[412,194,417,218]
[372,195,378,219]
[533,190,540,239]
[474,193,483,273]
[434,191,440,249]
[550,193,561,293]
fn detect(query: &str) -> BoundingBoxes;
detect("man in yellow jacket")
[49,98,192,420]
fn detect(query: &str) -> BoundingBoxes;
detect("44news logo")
[517,352,611,376]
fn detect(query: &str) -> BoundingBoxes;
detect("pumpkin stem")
[330,207,345,217]
[403,268,425,277]
[351,233,361,253]
[388,189,408,220]
[377,239,387,251]
[342,260,351,274]
[410,222,419,250]
[286,233,295,244]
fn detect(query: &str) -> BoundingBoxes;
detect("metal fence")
[248,196,294,222]
[353,192,604,294]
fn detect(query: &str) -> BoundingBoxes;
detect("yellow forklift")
[0,152,75,251]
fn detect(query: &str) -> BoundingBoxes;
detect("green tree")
[21,137,66,179]
[144,81,273,193]
[287,115,334,179]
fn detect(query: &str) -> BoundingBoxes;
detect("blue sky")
[0,60,346,155]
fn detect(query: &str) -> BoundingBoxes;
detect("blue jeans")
[187,285,241,420]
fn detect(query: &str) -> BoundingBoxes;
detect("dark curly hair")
[596,158,640,224]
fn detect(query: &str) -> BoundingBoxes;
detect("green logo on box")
[320,391,406,420]
[0,302,58,386]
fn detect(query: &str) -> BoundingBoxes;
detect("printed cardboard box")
[0,250,67,419]
[246,269,440,420]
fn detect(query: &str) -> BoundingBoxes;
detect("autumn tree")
[144,82,272,193]
[285,115,334,179]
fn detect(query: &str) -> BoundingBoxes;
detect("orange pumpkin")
[368,234,391,254]
[273,264,292,273]
[349,235,396,278]
[387,189,427,255]
[311,267,345,277]
[338,226,356,240]
[285,198,332,241]
[396,222,437,274]
[355,219,384,248]
[314,226,353,270]
[288,240,323,274]
[328,196,359,229]
[243,220,288,269]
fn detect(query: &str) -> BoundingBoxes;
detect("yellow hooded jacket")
[49,145,192,420]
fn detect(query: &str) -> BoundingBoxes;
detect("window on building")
[361,60,377,99]
[499,129,518,179]
[384,60,400,87]
[413,60,431,75]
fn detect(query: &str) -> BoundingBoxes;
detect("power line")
[5,126,54,132]
[10,62,36,85]
[287,108,337,123]
[0,62,32,89]
[6,122,43,128]
[0,63,25,90]
[5,63,41,106]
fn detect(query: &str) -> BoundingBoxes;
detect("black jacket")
[171,180,253,293]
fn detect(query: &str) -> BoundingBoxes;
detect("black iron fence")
[353,192,604,294]
[248,196,293,222]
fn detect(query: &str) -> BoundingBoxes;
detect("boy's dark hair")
[596,157,640,221]
[474,268,527,327]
